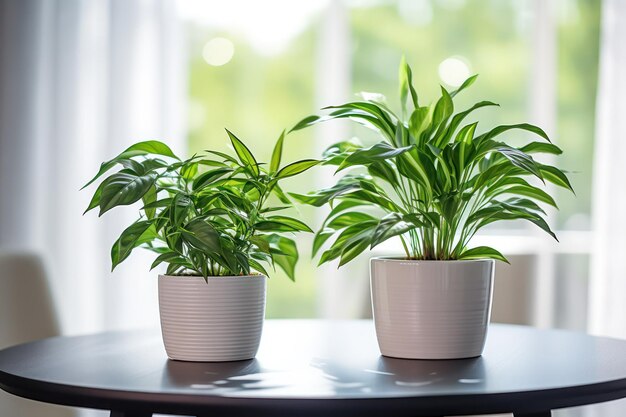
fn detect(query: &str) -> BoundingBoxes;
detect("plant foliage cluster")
[83,131,318,279]
[290,58,573,265]
[85,58,572,276]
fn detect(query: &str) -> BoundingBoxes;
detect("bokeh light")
[438,56,471,87]
[202,37,235,66]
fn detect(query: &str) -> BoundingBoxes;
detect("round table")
[1,320,626,417]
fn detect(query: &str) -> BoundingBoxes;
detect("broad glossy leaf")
[370,213,417,249]
[111,220,154,270]
[479,123,551,144]
[326,211,379,229]
[520,142,563,155]
[289,180,361,207]
[192,167,234,191]
[312,229,334,257]
[170,194,192,227]
[248,259,270,277]
[501,185,557,207]
[367,161,398,186]
[538,164,574,192]
[225,129,259,176]
[205,150,239,164]
[142,185,157,219]
[249,236,271,253]
[431,86,453,128]
[150,252,187,271]
[408,106,431,141]
[82,141,178,189]
[319,220,378,264]
[181,218,222,254]
[338,142,413,171]
[264,234,298,281]
[338,232,373,267]
[458,246,508,263]
[276,159,319,179]
[99,172,157,215]
[84,180,106,214]
[494,146,543,180]
[257,216,313,233]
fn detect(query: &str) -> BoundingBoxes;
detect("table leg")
[109,411,152,417]
[513,411,551,417]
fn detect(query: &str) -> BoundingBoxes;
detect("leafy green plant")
[83,130,319,279]
[290,58,573,265]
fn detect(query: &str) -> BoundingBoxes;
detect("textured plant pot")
[158,274,266,362]
[370,258,494,360]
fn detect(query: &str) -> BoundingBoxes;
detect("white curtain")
[586,0,626,415]
[589,0,626,340]
[0,0,186,336]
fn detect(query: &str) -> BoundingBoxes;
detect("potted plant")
[290,58,573,359]
[83,129,318,361]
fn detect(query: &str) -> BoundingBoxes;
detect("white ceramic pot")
[158,274,266,362]
[370,258,494,360]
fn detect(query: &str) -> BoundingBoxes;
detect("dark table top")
[1,320,626,416]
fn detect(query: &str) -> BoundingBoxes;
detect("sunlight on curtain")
[0,0,185,335]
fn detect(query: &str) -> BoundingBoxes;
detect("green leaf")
[99,172,157,215]
[192,167,234,191]
[142,185,157,219]
[290,115,321,132]
[431,86,454,128]
[368,161,399,186]
[225,128,259,176]
[264,234,298,281]
[150,252,187,271]
[399,55,418,113]
[82,140,178,189]
[538,163,574,192]
[370,213,418,249]
[270,130,286,173]
[248,259,270,277]
[312,230,334,257]
[249,236,271,253]
[170,194,192,227]
[458,246,508,263]
[408,106,431,141]
[255,216,313,233]
[501,185,557,207]
[111,220,154,270]
[338,142,413,171]
[450,74,478,98]
[275,159,319,179]
[480,123,551,144]
[519,142,563,155]
[84,180,106,214]
[326,211,379,229]
[181,218,222,253]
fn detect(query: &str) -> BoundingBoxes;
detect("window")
[177,0,600,326]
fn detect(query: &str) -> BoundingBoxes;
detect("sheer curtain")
[589,0,626,340]
[0,0,186,336]
[586,0,626,415]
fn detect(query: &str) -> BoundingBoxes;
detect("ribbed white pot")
[158,274,266,362]
[370,258,494,360]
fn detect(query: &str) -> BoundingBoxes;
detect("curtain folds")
[0,0,186,335]
[589,0,626,340]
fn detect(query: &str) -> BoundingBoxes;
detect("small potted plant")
[83,129,318,361]
[291,58,573,359]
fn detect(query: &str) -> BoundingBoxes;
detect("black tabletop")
[1,320,626,417]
